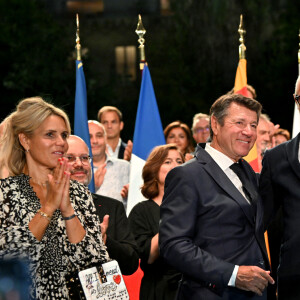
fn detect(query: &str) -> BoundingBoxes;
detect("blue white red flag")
[127,65,165,215]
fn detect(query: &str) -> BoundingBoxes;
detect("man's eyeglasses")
[294,94,300,104]
[65,155,92,165]
[193,127,209,134]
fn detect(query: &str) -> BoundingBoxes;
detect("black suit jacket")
[117,139,127,160]
[260,133,300,279]
[159,145,269,300]
[92,193,139,275]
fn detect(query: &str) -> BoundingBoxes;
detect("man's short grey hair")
[260,113,271,122]
[88,120,107,136]
[192,113,209,131]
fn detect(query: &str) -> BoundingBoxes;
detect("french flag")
[126,65,165,215]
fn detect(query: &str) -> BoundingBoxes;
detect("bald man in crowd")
[88,120,130,205]
[66,135,139,275]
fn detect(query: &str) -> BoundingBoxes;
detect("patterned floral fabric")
[0,174,109,299]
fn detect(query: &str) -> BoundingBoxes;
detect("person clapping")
[0,97,109,299]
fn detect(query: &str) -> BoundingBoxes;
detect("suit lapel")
[286,134,300,179]
[195,146,270,265]
[196,147,255,225]
[239,160,269,264]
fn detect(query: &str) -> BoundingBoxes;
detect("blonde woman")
[0,97,109,299]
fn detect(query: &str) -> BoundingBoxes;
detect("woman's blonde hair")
[0,97,71,176]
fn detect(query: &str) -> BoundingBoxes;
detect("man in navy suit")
[260,76,300,300]
[159,93,274,299]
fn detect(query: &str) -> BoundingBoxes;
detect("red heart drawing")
[113,274,121,285]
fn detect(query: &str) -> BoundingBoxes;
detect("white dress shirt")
[205,143,250,204]
[106,138,122,158]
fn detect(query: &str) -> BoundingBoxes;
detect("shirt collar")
[106,138,122,158]
[105,154,114,164]
[117,138,122,147]
[205,143,235,171]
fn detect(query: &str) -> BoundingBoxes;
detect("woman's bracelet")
[62,214,76,221]
[37,209,52,222]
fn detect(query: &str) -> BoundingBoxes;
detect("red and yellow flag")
[234,58,259,172]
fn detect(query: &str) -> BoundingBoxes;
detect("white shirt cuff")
[228,265,239,286]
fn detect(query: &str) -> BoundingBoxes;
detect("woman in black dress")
[129,144,184,300]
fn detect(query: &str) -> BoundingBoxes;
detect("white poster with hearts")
[78,260,129,300]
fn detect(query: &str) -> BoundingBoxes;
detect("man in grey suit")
[159,93,274,299]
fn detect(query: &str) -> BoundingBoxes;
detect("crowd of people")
[0,78,298,300]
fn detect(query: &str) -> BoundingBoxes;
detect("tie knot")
[230,162,243,174]
[230,162,241,171]
[230,162,249,189]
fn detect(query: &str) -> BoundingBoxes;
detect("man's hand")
[235,266,274,296]
[94,163,107,189]
[121,183,129,199]
[185,153,194,161]
[123,140,133,161]
[100,215,109,244]
[269,121,280,148]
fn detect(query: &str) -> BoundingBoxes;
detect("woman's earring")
[25,149,29,153]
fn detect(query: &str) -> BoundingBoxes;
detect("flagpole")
[234,15,249,95]
[135,14,146,71]
[238,14,246,60]
[76,14,81,61]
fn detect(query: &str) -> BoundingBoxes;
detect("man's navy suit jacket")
[159,145,269,300]
[260,133,300,280]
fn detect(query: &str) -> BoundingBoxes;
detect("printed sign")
[78,260,129,300]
